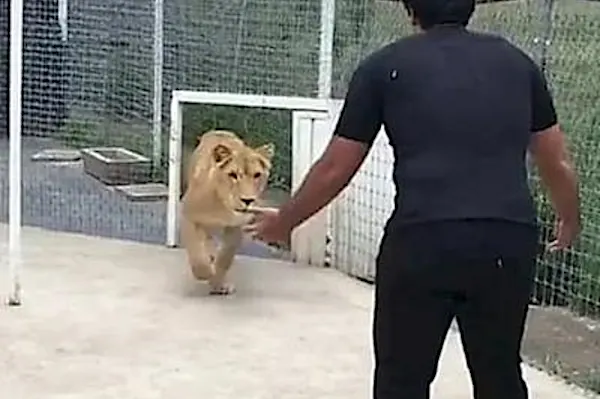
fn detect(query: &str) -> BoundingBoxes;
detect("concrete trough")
[30,148,81,162]
[114,183,168,202]
[81,147,151,186]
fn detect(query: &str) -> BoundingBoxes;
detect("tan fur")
[180,129,275,295]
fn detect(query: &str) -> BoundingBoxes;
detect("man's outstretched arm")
[277,136,370,229]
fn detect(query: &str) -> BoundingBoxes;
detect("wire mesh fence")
[0,0,323,245]
[0,0,7,234]
[167,0,322,192]
[0,0,164,243]
[166,0,322,98]
[182,104,292,190]
[329,0,600,393]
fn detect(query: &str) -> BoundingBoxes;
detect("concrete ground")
[0,226,595,398]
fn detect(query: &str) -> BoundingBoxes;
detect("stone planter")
[81,147,151,186]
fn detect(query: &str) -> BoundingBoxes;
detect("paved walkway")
[0,226,594,398]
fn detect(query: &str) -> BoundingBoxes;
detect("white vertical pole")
[8,0,24,306]
[166,94,182,247]
[318,0,335,99]
[58,0,68,42]
[152,0,164,173]
[315,0,335,268]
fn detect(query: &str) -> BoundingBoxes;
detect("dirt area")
[523,306,600,393]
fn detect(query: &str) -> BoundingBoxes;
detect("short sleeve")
[530,63,558,133]
[333,60,383,146]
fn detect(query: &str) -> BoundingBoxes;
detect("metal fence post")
[538,0,555,77]
[528,0,556,178]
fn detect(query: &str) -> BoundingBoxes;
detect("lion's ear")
[212,144,232,163]
[254,143,275,160]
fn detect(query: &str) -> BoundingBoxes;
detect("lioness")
[181,129,275,295]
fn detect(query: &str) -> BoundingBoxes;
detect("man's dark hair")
[400,0,475,29]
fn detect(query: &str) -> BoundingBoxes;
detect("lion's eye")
[253,172,262,179]
[228,172,238,180]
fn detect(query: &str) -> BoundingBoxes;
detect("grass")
[181,104,292,190]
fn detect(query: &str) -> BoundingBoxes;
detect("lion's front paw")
[209,282,236,295]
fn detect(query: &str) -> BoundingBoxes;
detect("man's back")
[358,25,545,229]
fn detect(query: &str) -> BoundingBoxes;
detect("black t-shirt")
[333,24,557,232]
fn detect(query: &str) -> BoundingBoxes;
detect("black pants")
[373,220,539,399]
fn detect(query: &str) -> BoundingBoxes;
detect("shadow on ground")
[523,306,600,394]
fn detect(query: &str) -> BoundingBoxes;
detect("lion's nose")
[241,198,255,206]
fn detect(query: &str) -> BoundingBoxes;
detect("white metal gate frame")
[166,90,335,265]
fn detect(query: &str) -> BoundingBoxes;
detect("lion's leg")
[181,217,215,281]
[209,226,243,295]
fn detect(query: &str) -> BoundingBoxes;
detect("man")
[246,0,581,397]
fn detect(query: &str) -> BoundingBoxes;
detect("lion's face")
[210,142,275,212]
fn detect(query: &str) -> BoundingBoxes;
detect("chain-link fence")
[0,0,323,246]
[168,0,322,193]
[2,0,165,243]
[329,0,600,393]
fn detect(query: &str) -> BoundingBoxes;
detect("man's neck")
[427,23,466,30]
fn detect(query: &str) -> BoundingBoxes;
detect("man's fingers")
[244,206,279,215]
[547,240,559,252]
[547,238,570,252]
[242,224,257,234]
[241,224,264,242]
[242,208,264,215]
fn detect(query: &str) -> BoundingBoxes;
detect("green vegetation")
[181,104,292,189]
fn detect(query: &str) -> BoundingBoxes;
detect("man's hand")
[548,218,581,252]
[248,136,370,246]
[243,207,292,246]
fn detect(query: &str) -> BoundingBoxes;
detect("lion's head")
[208,140,275,212]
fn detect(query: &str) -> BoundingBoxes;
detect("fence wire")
[166,0,322,192]
[0,0,323,245]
